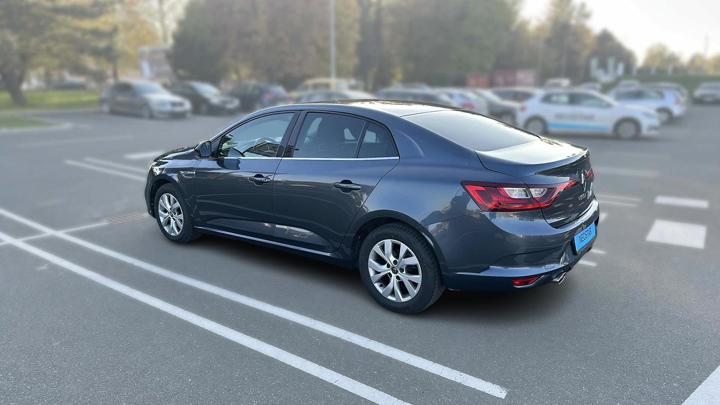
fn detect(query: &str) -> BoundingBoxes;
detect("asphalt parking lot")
[1,107,719,404]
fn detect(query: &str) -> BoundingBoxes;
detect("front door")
[190,112,296,237]
[273,113,399,252]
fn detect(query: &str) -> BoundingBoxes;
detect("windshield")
[191,82,220,97]
[134,82,170,95]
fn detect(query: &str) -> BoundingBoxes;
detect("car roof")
[256,100,451,118]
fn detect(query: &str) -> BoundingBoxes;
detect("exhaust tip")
[552,272,567,284]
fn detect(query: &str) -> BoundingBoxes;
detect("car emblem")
[580,172,585,185]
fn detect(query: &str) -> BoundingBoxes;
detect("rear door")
[190,112,297,237]
[273,112,398,252]
[568,92,616,134]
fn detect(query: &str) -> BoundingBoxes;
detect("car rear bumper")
[439,199,599,292]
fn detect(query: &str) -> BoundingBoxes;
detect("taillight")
[462,181,576,212]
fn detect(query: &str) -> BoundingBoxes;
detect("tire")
[614,119,640,140]
[153,184,200,243]
[141,105,153,119]
[524,117,547,135]
[101,101,111,114]
[199,102,208,115]
[499,112,515,125]
[358,223,444,314]
[657,108,672,124]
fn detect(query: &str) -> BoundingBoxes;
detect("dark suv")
[144,101,599,313]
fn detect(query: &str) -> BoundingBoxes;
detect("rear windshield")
[405,110,538,151]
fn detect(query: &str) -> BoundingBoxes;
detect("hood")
[476,137,586,177]
[154,146,196,162]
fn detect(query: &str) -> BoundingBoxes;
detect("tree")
[686,53,710,74]
[642,43,682,71]
[535,0,594,81]
[386,0,515,84]
[0,0,114,105]
[589,29,635,74]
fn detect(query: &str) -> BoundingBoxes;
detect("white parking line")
[589,248,606,255]
[654,196,709,209]
[64,160,145,182]
[596,193,642,203]
[0,230,408,405]
[0,207,508,399]
[598,199,637,208]
[593,166,658,178]
[17,135,133,148]
[578,259,597,267]
[124,150,163,160]
[683,364,720,404]
[83,157,147,174]
[646,219,706,249]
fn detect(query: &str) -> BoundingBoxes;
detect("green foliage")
[0,90,99,111]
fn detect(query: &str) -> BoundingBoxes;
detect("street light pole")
[330,0,336,90]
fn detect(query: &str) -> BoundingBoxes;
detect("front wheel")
[141,105,153,119]
[657,108,672,124]
[154,184,200,243]
[614,119,640,139]
[358,224,444,314]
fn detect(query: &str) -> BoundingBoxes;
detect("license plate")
[573,223,596,252]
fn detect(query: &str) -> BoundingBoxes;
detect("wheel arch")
[347,211,447,273]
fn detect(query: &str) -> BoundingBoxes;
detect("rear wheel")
[614,119,640,139]
[154,184,200,243]
[358,224,444,314]
[524,117,547,135]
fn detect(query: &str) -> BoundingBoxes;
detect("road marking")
[599,212,608,223]
[578,260,597,267]
[0,230,408,405]
[593,166,658,178]
[596,193,642,203]
[589,248,606,255]
[124,150,163,160]
[64,160,145,182]
[654,196,709,209]
[16,135,133,148]
[598,199,637,208]
[0,207,508,399]
[19,221,109,242]
[683,364,720,404]
[646,219,706,249]
[83,157,147,174]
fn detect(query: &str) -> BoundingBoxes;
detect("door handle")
[333,180,362,192]
[249,173,272,184]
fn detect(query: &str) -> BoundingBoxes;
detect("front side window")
[542,93,570,105]
[572,93,611,108]
[217,113,294,158]
[292,113,365,158]
[358,123,397,158]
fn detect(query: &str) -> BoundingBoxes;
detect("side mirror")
[195,140,213,158]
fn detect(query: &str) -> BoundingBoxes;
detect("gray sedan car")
[102,80,192,119]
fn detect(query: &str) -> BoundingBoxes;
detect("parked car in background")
[295,78,364,92]
[646,82,688,100]
[435,88,488,114]
[102,80,191,119]
[609,79,640,94]
[386,82,430,90]
[376,88,455,107]
[228,82,290,112]
[167,81,239,115]
[52,79,88,90]
[609,87,685,123]
[517,89,660,139]
[144,101,598,313]
[544,78,572,89]
[693,82,720,104]
[578,82,603,92]
[471,88,518,123]
[491,87,540,103]
[294,90,375,103]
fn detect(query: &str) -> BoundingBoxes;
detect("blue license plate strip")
[573,223,596,252]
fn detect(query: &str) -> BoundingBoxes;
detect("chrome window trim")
[215,156,399,161]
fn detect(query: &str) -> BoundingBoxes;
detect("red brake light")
[462,181,576,212]
[512,276,541,287]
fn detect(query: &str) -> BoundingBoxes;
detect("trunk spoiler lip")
[474,138,589,178]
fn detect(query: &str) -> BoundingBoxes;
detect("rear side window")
[405,110,538,152]
[358,123,397,158]
[292,113,365,158]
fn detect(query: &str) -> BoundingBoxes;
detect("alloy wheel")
[157,193,184,236]
[368,239,422,302]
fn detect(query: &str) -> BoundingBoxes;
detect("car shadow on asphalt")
[192,235,575,323]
